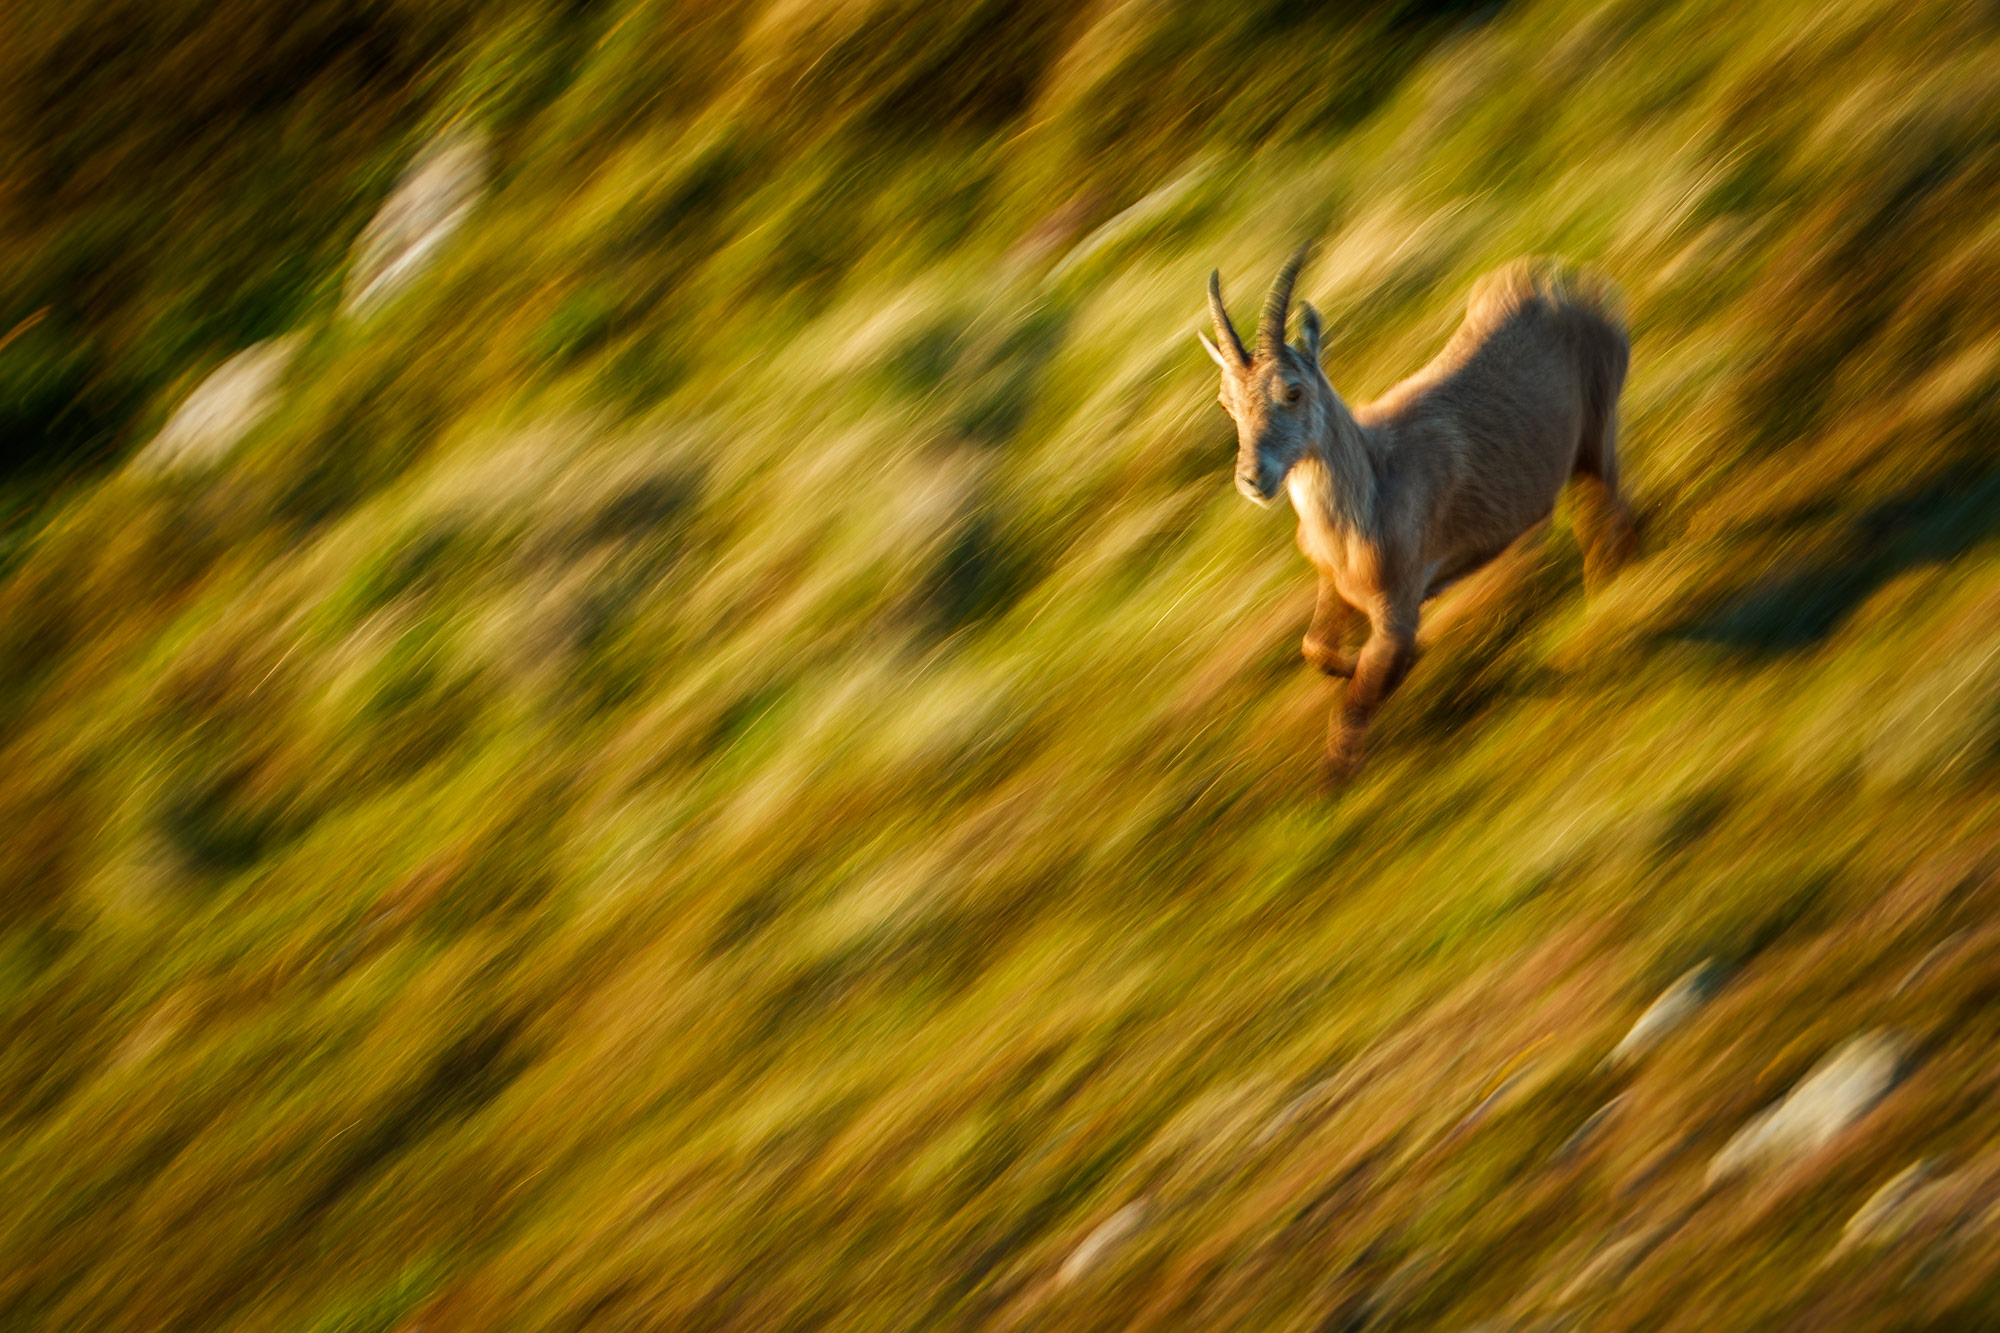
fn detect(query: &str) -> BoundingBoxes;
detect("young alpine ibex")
[1201,247,1635,783]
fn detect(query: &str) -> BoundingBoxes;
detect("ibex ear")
[1196,330,1232,370]
[1296,303,1322,366]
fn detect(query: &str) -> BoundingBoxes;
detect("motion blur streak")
[5,0,2000,1329]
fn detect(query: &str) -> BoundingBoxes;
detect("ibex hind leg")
[1573,405,1637,592]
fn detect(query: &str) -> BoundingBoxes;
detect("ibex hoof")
[1303,637,1356,679]
[1318,747,1364,791]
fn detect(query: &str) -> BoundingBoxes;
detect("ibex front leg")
[1323,599,1418,786]
[1303,574,1360,678]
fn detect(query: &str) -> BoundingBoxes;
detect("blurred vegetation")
[8,0,2000,1328]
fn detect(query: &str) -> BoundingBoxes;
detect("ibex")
[1201,247,1635,783]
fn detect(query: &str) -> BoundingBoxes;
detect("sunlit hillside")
[7,0,2000,1329]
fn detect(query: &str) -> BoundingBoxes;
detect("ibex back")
[1201,247,1636,784]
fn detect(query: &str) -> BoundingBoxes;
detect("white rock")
[343,128,490,317]
[1839,1159,1935,1251]
[1834,1154,2000,1258]
[131,334,300,474]
[1044,155,1216,285]
[1609,960,1720,1067]
[1055,1199,1149,1288]
[1553,1094,1628,1163]
[1706,1031,1904,1186]
[1558,1225,1669,1305]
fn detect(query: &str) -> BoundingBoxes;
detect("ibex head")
[1200,245,1324,506]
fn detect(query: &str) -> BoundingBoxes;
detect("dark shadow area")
[1677,462,2000,655]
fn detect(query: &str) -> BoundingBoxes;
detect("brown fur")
[1203,250,1637,784]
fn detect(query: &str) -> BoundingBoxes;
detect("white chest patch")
[1287,469,1343,563]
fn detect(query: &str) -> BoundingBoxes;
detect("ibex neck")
[1291,394,1374,535]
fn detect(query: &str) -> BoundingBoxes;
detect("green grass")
[8,0,2000,1328]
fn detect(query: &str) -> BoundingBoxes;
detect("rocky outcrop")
[342,128,490,318]
[130,335,300,474]
[134,128,489,475]
[1707,1031,1904,1186]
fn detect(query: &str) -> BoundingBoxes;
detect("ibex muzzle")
[1201,247,1637,785]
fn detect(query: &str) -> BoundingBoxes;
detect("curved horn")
[1258,244,1311,357]
[1207,270,1249,369]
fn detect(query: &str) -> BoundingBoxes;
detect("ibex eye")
[1285,384,1302,403]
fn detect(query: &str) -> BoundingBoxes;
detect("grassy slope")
[7,0,2000,1328]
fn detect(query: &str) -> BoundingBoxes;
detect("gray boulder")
[131,335,300,474]
[1707,1031,1903,1186]
[1609,960,1721,1067]
[1837,1154,2000,1256]
[343,128,490,317]
[1055,1199,1149,1288]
